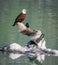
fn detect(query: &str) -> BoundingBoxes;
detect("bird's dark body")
[13,13,26,26]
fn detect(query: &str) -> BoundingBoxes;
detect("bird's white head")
[22,9,26,14]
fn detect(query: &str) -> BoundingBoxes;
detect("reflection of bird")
[12,9,26,26]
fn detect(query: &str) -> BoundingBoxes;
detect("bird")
[12,9,26,26]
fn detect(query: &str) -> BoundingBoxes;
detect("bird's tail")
[12,22,16,26]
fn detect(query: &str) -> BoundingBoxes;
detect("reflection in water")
[9,53,23,60]
[0,43,44,63]
[0,43,58,65]
[28,57,42,65]
[0,52,42,65]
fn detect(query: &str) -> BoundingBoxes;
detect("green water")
[0,0,58,65]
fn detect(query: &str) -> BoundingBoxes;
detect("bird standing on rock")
[12,9,26,26]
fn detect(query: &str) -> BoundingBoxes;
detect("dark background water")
[0,0,58,65]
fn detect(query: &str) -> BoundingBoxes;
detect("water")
[0,0,58,65]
